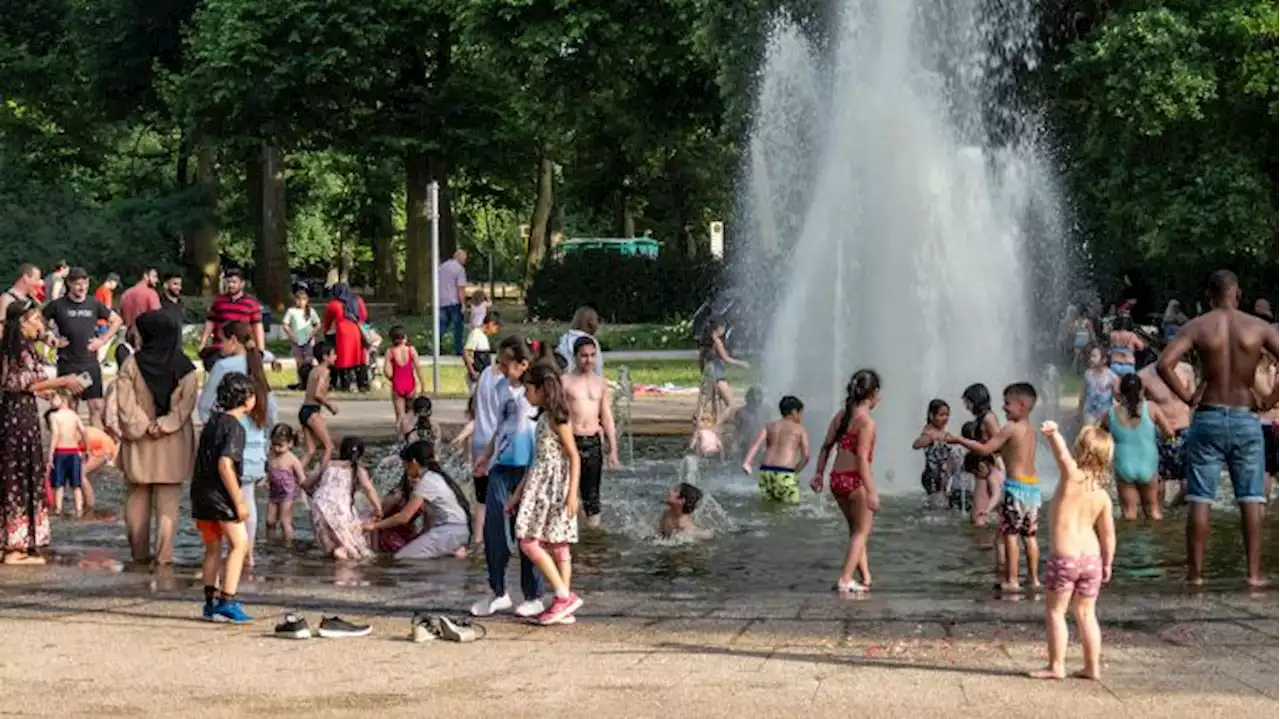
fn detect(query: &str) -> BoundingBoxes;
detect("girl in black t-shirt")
[192,372,256,624]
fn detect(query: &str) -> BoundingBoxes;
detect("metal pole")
[430,180,441,394]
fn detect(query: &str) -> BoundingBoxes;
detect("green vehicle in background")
[558,237,660,259]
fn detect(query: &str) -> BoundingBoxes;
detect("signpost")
[429,181,441,394]
[709,221,725,259]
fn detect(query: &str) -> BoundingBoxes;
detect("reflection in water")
[50,437,1277,594]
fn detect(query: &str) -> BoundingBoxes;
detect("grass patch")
[261,358,750,399]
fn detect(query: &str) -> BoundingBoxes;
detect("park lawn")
[262,359,751,399]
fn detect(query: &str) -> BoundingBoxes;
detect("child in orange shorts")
[191,372,256,624]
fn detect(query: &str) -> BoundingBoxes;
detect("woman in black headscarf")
[115,311,199,564]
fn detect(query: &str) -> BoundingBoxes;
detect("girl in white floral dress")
[510,362,582,626]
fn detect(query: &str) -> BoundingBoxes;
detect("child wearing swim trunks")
[1031,421,1115,681]
[912,399,954,508]
[44,390,87,517]
[299,343,338,471]
[265,424,306,544]
[741,395,811,504]
[950,383,1042,593]
[811,369,881,593]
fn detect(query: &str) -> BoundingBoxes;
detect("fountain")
[612,364,636,466]
[741,0,1070,489]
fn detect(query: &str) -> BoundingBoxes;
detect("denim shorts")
[1183,406,1265,504]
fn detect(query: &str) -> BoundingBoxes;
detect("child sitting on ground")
[45,390,87,517]
[658,482,705,538]
[741,395,811,504]
[950,382,1042,593]
[1031,421,1115,681]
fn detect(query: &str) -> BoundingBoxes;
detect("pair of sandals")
[412,613,487,643]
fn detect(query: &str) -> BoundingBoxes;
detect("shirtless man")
[741,395,811,504]
[1157,270,1279,587]
[562,336,620,528]
[950,383,1041,592]
[1139,360,1195,503]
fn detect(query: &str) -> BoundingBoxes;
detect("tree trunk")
[402,149,433,314]
[667,157,695,260]
[192,145,220,298]
[252,141,291,311]
[438,163,456,258]
[526,155,555,278]
[370,189,397,299]
[615,183,635,238]
[177,135,193,269]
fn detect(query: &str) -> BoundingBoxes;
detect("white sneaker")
[469,594,512,617]
[514,599,545,618]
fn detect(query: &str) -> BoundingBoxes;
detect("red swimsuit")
[830,425,876,497]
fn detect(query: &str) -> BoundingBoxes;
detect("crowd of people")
[0,258,1275,659]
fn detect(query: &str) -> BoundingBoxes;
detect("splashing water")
[740,0,1071,493]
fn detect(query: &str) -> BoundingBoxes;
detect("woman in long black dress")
[0,302,83,564]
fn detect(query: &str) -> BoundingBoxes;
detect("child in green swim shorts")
[742,395,811,504]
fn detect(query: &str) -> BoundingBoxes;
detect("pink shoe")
[535,593,583,626]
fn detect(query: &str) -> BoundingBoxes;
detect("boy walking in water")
[563,336,620,528]
[299,343,338,470]
[950,382,1042,592]
[741,395,811,504]
[45,390,87,517]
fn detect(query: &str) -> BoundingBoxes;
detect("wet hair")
[779,395,803,416]
[389,325,408,345]
[1003,382,1038,408]
[523,361,570,424]
[1118,373,1143,418]
[215,371,255,412]
[698,319,725,370]
[960,420,980,442]
[961,384,992,419]
[927,398,949,422]
[410,395,437,442]
[222,321,269,427]
[270,424,297,448]
[1207,270,1238,301]
[745,386,763,407]
[834,368,881,440]
[676,482,703,514]
[314,341,335,362]
[399,440,472,538]
[1073,425,1115,485]
[1114,314,1134,332]
[572,335,596,357]
[962,451,992,475]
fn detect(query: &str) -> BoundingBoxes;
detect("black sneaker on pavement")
[317,616,372,638]
[274,614,312,639]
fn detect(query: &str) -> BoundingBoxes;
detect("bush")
[527,251,722,323]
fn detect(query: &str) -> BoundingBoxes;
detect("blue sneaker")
[202,598,216,621]
[213,599,254,624]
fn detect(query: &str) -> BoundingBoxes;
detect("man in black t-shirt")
[43,267,123,426]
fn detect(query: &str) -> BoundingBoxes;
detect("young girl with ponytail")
[810,368,882,593]
[1101,373,1172,520]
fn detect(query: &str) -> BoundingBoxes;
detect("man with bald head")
[1158,270,1279,587]
[437,249,469,355]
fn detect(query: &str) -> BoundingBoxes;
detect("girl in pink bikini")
[810,369,881,593]
[383,325,420,424]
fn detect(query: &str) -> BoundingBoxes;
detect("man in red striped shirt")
[197,268,265,371]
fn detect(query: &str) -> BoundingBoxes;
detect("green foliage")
[527,250,721,323]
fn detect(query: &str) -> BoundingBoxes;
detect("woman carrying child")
[810,369,881,593]
[510,362,583,625]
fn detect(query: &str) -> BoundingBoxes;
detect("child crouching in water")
[658,482,704,537]
[303,436,381,560]
[509,362,583,626]
[192,373,256,623]
[1032,421,1115,681]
